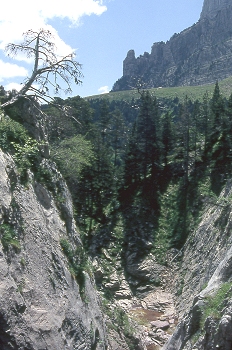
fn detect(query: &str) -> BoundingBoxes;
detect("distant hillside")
[87,76,232,103]
[112,0,232,92]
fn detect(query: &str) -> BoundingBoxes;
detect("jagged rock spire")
[200,0,231,19]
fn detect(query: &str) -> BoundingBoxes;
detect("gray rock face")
[0,150,107,349]
[163,180,232,349]
[201,0,231,19]
[112,1,232,92]
[150,320,170,330]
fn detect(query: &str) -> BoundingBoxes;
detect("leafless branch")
[2,28,83,109]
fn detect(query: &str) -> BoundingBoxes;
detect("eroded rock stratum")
[0,150,107,350]
[164,180,232,349]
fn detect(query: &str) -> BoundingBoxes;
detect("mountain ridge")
[112,0,232,92]
[201,0,231,19]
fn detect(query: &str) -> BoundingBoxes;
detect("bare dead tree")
[1,29,83,108]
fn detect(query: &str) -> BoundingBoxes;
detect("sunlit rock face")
[163,179,232,350]
[112,0,232,92]
[200,0,231,19]
[0,150,107,350]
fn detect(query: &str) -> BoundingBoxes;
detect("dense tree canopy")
[1,79,231,256]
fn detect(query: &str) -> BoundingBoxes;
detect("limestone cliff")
[112,0,232,91]
[0,150,107,349]
[201,0,231,19]
[163,180,232,349]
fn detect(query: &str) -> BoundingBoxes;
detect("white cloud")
[0,60,28,82]
[0,0,107,51]
[98,85,109,94]
[4,82,41,94]
[4,82,22,92]
[40,0,107,21]
[0,1,107,84]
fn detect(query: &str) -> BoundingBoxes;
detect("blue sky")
[0,0,203,98]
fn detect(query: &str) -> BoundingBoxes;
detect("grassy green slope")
[86,76,232,102]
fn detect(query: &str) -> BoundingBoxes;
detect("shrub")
[0,116,29,152]
[60,238,74,261]
[200,282,232,328]
[0,224,20,251]
[60,238,88,298]
[0,115,44,184]
[11,138,40,173]
[51,135,94,181]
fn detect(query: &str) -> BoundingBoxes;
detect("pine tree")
[175,96,191,185]
[123,123,140,186]
[98,100,110,145]
[190,100,201,167]
[210,81,225,145]
[136,91,160,180]
[161,112,173,167]
[226,93,232,140]
[76,130,114,231]
[202,91,210,155]
[109,109,125,168]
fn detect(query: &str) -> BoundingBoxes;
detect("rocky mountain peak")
[201,0,231,19]
[112,0,232,92]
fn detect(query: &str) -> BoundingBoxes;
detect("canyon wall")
[0,150,107,350]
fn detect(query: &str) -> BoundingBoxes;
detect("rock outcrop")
[112,0,232,91]
[163,180,232,349]
[200,0,231,19]
[0,150,107,349]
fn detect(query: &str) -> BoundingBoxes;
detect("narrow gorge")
[1,0,232,349]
